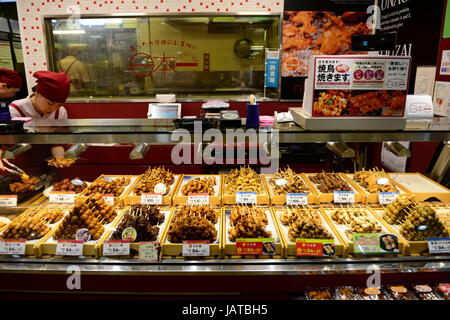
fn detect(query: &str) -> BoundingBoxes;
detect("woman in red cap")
[8,71,72,167]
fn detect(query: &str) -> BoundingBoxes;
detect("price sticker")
[0,239,26,255]
[334,191,355,203]
[378,192,399,205]
[296,239,335,257]
[236,238,275,255]
[141,193,162,205]
[56,240,83,256]
[182,241,210,256]
[187,193,210,206]
[427,238,450,254]
[286,193,308,205]
[236,192,257,205]
[103,240,130,256]
[139,241,160,262]
[0,195,17,207]
[102,194,115,205]
[49,192,76,204]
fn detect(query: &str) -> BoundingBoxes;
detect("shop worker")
[9,71,71,165]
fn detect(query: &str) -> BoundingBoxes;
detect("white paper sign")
[187,193,210,206]
[0,239,26,255]
[182,241,210,257]
[414,66,436,96]
[433,81,450,116]
[333,191,355,203]
[141,193,162,205]
[406,95,434,120]
[102,194,115,205]
[0,195,17,207]
[427,238,450,254]
[56,240,83,256]
[378,192,399,205]
[49,192,76,204]
[236,192,257,204]
[103,241,130,256]
[286,193,308,205]
[139,242,159,262]
[440,50,450,75]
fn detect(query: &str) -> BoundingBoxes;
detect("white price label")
[0,239,26,255]
[286,193,308,205]
[102,194,115,205]
[139,241,160,262]
[182,241,210,256]
[427,238,450,254]
[0,195,17,207]
[55,240,83,256]
[141,193,162,205]
[187,193,210,206]
[103,241,130,256]
[334,191,355,203]
[49,192,76,204]
[236,192,257,204]
[378,192,399,204]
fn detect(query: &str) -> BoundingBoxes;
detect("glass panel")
[0,17,9,33]
[45,15,280,100]
[0,40,13,69]
[9,19,19,34]
[12,40,22,64]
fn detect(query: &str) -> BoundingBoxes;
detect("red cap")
[0,68,23,89]
[34,71,71,103]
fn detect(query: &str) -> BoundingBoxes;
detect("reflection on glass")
[45,15,279,99]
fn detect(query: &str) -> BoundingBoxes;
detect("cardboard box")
[303,55,411,117]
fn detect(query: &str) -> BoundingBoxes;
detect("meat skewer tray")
[173,175,222,207]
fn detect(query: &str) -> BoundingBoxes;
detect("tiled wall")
[17,0,283,91]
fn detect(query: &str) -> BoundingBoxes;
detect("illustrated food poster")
[281,0,375,100]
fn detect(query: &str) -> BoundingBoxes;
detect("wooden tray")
[77,175,138,207]
[173,175,222,207]
[271,207,346,258]
[263,174,318,205]
[123,175,181,207]
[344,173,410,204]
[222,207,284,258]
[303,173,365,204]
[321,207,407,256]
[222,175,270,205]
[161,207,222,258]
[38,208,125,258]
[389,173,450,202]
[98,206,173,258]
[0,207,69,257]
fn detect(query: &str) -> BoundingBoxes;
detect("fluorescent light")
[80,18,123,26]
[53,30,86,35]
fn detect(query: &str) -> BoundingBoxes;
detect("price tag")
[0,195,17,207]
[141,193,162,205]
[334,191,355,203]
[296,239,335,257]
[103,240,130,256]
[102,194,115,205]
[139,241,160,262]
[236,238,275,255]
[182,241,210,256]
[378,192,399,205]
[56,240,83,256]
[286,193,308,205]
[427,238,450,254]
[0,239,26,255]
[236,192,257,205]
[353,233,400,255]
[187,193,210,206]
[49,192,76,204]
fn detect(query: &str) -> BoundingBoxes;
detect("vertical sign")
[265,50,280,88]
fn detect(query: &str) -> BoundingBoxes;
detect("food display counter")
[0,120,449,299]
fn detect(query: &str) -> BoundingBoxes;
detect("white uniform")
[9,95,67,119]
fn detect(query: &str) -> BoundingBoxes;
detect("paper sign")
[236,192,257,204]
[102,194,114,205]
[334,191,355,203]
[103,240,130,256]
[187,193,210,206]
[0,239,26,255]
[182,241,210,256]
[236,238,275,256]
[139,241,160,262]
[378,192,399,204]
[353,233,400,255]
[296,239,335,257]
[49,192,76,204]
[0,195,17,207]
[141,193,162,205]
[427,238,450,254]
[286,193,308,205]
[56,240,83,256]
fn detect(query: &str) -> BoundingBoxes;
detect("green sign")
[353,233,400,255]
[444,1,450,39]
